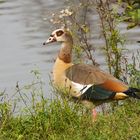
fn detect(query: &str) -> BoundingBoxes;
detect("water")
[0,0,65,95]
[0,0,140,96]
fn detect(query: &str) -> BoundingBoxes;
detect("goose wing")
[65,64,128,100]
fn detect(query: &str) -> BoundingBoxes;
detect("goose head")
[43,28,73,45]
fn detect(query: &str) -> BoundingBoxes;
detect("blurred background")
[0,0,139,97]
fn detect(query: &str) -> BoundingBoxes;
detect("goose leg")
[92,108,97,122]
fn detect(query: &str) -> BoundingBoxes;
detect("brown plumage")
[65,63,128,91]
[43,28,140,111]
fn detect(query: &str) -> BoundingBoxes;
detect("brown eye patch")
[50,34,54,37]
[56,30,64,37]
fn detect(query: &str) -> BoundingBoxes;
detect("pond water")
[0,0,140,98]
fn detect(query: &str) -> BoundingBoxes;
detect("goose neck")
[58,41,73,63]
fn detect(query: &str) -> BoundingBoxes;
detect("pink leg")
[92,108,97,122]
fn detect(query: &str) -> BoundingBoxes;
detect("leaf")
[127,22,137,29]
[81,25,89,33]
[0,0,5,4]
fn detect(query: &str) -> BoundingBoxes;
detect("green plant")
[1,85,140,139]
[95,0,126,78]
[126,51,140,88]
[119,0,140,29]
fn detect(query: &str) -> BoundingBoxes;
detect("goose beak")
[43,36,56,45]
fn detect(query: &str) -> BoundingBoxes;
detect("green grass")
[0,66,140,140]
[1,90,140,140]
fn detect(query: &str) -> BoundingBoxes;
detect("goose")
[43,28,140,119]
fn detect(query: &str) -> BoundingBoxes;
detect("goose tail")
[124,88,140,99]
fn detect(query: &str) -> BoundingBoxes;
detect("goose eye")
[56,30,64,37]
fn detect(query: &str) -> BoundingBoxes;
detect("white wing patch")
[71,82,92,94]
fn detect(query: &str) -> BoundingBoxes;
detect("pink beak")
[43,36,56,45]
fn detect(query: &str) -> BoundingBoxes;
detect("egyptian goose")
[43,28,140,118]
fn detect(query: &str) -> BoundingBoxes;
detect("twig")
[16,82,35,117]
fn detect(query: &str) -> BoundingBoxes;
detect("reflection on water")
[0,0,139,96]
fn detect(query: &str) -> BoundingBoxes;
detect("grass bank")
[0,89,140,140]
